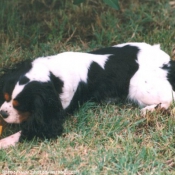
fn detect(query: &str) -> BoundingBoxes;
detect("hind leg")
[140,102,170,116]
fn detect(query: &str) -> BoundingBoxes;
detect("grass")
[0,0,175,174]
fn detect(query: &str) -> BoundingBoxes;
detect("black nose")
[0,110,9,118]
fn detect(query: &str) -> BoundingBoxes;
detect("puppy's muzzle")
[0,110,9,119]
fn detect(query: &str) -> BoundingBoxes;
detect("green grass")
[0,0,175,174]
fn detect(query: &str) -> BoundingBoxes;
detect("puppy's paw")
[140,104,159,116]
[0,131,21,149]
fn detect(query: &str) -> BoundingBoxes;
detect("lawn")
[0,0,175,174]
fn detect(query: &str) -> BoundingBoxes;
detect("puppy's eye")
[4,93,11,102]
[12,100,19,107]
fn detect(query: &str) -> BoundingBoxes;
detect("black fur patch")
[49,72,64,94]
[162,61,175,91]
[19,76,30,85]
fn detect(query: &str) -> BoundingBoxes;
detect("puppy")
[0,42,174,149]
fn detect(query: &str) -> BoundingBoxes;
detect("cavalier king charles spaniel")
[0,42,174,149]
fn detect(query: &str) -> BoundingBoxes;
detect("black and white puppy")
[0,42,174,149]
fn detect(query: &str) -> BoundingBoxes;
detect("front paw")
[0,137,16,149]
[0,131,21,149]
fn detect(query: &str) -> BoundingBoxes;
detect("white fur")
[0,101,21,123]
[128,43,174,113]
[12,84,25,99]
[27,52,109,109]
[0,131,21,149]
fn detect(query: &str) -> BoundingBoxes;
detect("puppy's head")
[0,75,65,139]
[0,79,33,124]
[0,76,62,121]
[0,94,30,124]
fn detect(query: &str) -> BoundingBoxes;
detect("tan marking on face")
[4,93,11,102]
[18,112,30,123]
[12,100,19,107]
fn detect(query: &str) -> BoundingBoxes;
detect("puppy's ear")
[20,83,65,140]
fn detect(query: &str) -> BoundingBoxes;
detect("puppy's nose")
[0,110,9,118]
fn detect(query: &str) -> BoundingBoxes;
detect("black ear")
[0,74,5,105]
[20,82,66,140]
